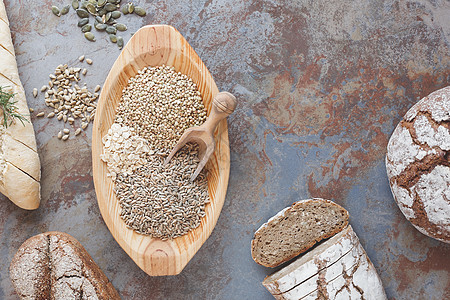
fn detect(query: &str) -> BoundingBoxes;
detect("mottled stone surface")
[0,0,449,299]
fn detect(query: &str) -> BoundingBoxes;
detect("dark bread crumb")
[251,198,349,268]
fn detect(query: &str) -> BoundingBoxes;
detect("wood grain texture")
[92,25,230,276]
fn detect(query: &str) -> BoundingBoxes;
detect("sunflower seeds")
[84,32,96,41]
[61,5,70,15]
[62,134,69,141]
[86,58,93,65]
[75,128,82,136]
[81,24,92,32]
[115,23,127,31]
[47,112,55,118]
[134,6,146,16]
[77,18,89,27]
[79,55,85,62]
[76,8,89,18]
[51,6,60,16]
[57,131,63,139]
[63,128,70,134]
[117,36,124,49]
[33,88,38,97]
[36,112,45,117]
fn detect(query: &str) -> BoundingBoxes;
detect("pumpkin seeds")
[109,34,117,43]
[72,0,79,9]
[95,23,107,31]
[115,23,126,31]
[120,4,129,14]
[111,11,121,19]
[86,3,96,15]
[134,6,146,17]
[76,8,89,18]
[98,0,106,7]
[117,36,124,49]
[95,15,103,23]
[78,18,89,27]
[106,26,117,34]
[105,3,116,12]
[81,24,92,32]
[104,12,112,22]
[127,3,134,14]
[84,32,96,41]
[61,5,70,15]
[51,6,60,16]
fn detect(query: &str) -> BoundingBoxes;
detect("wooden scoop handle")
[203,92,237,132]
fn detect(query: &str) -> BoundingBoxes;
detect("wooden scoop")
[164,92,237,181]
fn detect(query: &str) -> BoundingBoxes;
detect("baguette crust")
[251,198,349,268]
[10,232,121,299]
[0,0,40,209]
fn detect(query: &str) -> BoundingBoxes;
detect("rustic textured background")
[1,0,449,299]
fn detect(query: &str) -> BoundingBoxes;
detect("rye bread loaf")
[10,232,121,299]
[386,86,450,243]
[263,225,387,300]
[251,198,349,268]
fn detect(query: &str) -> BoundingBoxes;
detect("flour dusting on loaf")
[386,86,450,243]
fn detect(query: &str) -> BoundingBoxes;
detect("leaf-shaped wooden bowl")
[92,25,230,276]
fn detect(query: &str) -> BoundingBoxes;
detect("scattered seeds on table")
[86,3,96,15]
[82,68,87,75]
[79,55,85,62]
[106,26,117,34]
[117,36,124,49]
[111,11,121,19]
[51,6,60,17]
[120,4,129,14]
[62,134,69,141]
[57,131,63,139]
[47,112,55,118]
[63,128,70,134]
[76,8,89,18]
[86,58,93,65]
[98,0,107,7]
[105,3,116,12]
[115,23,127,31]
[61,5,70,15]
[109,34,117,43]
[127,3,134,14]
[94,85,101,92]
[29,108,34,113]
[32,88,38,98]
[72,0,79,10]
[36,112,45,117]
[84,32,95,41]
[81,24,92,33]
[134,6,146,17]
[95,23,107,31]
[77,18,89,27]
[75,128,82,136]
[40,85,47,92]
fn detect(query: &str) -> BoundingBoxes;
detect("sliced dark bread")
[251,198,349,268]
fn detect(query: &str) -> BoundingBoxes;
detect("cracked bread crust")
[251,198,349,268]
[10,232,121,300]
[386,86,450,243]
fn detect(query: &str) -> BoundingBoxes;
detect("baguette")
[0,0,40,209]
[10,231,121,299]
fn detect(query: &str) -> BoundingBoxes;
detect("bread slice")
[263,225,387,300]
[0,0,40,210]
[10,232,121,299]
[251,198,349,267]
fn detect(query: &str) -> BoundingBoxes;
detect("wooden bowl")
[92,25,230,276]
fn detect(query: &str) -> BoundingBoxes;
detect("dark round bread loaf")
[386,86,450,243]
[10,231,121,299]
